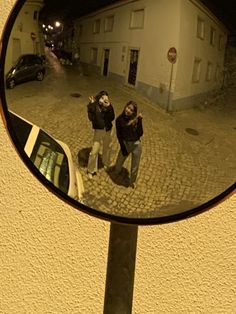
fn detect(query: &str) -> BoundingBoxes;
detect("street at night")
[5,48,236,218]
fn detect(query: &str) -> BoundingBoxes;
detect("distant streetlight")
[55,21,61,28]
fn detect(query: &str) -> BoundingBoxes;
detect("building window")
[33,11,38,20]
[93,19,100,34]
[17,22,23,32]
[104,15,114,32]
[215,64,220,81]
[130,9,145,29]
[90,48,98,64]
[197,17,205,39]
[206,62,213,81]
[218,35,224,50]
[192,58,202,82]
[210,27,216,46]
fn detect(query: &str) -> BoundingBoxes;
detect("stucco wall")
[76,0,229,110]
[1,1,236,313]
[76,0,181,89]
[5,0,44,73]
[174,0,227,101]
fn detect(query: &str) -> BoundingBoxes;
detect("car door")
[15,55,32,82]
[27,55,40,79]
[25,55,39,80]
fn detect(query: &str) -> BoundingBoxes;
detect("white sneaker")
[88,173,93,179]
[88,171,97,179]
[104,165,110,172]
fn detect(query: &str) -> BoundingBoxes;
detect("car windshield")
[12,57,21,67]
[30,130,70,194]
[14,56,25,67]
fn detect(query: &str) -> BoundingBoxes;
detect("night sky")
[40,0,236,35]
[200,0,236,34]
[40,0,119,23]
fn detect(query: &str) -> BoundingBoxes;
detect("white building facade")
[5,0,44,73]
[74,0,228,110]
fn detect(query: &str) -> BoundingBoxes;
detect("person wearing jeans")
[87,90,115,178]
[115,101,143,188]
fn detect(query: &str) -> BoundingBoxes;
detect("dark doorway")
[128,49,139,86]
[103,49,110,76]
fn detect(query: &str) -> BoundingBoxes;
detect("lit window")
[210,27,216,46]
[197,17,205,39]
[104,16,114,32]
[130,9,145,29]
[192,58,201,83]
[91,48,98,64]
[206,62,213,81]
[93,19,100,34]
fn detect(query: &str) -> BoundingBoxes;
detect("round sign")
[167,47,177,63]
[31,32,36,40]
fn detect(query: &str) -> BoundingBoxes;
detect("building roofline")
[189,0,229,34]
[25,0,44,9]
[75,0,229,35]
[75,0,140,21]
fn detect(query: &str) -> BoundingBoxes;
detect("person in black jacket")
[87,90,115,178]
[115,101,143,188]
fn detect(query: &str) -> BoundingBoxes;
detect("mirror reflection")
[3,0,236,219]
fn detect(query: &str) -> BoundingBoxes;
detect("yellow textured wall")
[0,1,235,313]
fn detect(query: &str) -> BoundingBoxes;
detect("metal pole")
[103,223,138,314]
[167,62,174,112]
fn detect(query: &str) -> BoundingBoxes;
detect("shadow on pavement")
[77,147,105,169]
[108,166,130,188]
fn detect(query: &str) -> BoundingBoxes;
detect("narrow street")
[5,49,236,219]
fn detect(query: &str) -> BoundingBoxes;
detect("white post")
[167,62,174,112]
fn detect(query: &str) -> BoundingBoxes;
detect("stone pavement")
[5,51,236,219]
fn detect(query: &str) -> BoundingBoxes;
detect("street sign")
[167,47,177,63]
[31,32,36,40]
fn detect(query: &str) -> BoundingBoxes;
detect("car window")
[26,55,35,66]
[30,130,70,194]
[29,55,42,65]
[34,56,42,64]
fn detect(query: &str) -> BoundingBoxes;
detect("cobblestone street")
[5,51,236,219]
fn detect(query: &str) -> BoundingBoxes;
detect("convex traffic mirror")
[0,0,235,224]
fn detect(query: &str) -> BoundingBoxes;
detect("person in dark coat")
[114,100,143,188]
[87,90,115,178]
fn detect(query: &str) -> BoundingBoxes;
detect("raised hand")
[89,96,95,103]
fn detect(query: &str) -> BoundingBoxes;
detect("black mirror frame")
[0,0,235,225]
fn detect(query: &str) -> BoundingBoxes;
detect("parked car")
[6,54,46,89]
[9,111,84,202]
[52,49,73,65]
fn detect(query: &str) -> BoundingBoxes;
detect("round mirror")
[0,0,235,224]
